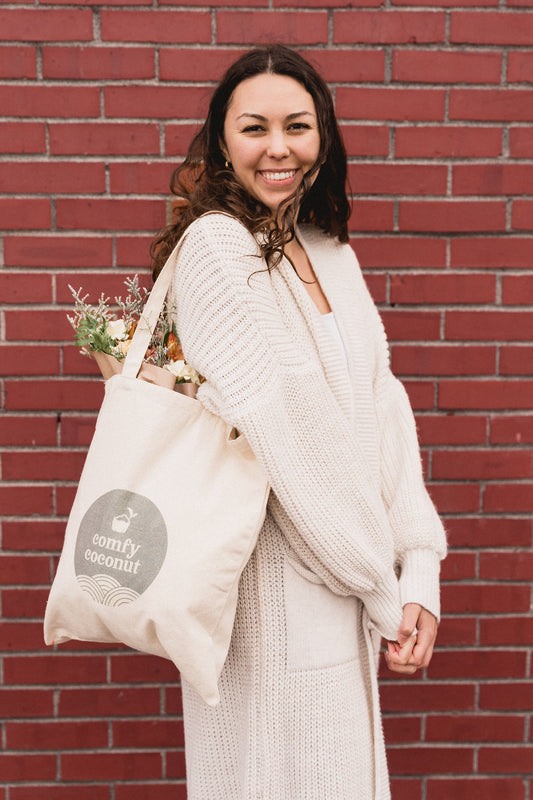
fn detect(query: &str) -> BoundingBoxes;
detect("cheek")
[230,143,262,173]
[310,135,321,162]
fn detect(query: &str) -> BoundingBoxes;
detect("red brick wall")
[1,1,532,797]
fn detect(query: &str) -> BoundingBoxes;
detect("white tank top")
[322,312,347,366]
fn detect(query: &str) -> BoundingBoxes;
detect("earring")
[225,160,232,170]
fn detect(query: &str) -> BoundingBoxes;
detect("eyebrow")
[236,111,315,122]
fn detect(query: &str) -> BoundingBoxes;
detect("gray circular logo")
[75,489,167,607]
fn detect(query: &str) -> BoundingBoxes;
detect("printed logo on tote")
[74,489,167,607]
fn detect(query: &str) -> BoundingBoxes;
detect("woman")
[152,44,446,800]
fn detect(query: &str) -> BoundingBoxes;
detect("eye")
[242,124,265,134]
[288,122,311,132]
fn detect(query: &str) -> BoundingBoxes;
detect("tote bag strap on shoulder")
[120,228,188,380]
[121,211,232,381]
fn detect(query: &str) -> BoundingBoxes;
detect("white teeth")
[262,170,296,181]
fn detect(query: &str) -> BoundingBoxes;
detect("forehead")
[226,73,316,118]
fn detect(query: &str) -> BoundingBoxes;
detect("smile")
[259,170,297,183]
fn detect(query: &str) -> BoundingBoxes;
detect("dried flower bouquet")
[68,276,202,394]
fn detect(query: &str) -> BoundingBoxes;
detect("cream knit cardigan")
[173,212,446,633]
[171,212,447,799]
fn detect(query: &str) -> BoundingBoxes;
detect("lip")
[258,169,298,186]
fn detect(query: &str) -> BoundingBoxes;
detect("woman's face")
[222,73,321,217]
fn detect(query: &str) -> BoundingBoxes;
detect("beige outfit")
[171,213,447,800]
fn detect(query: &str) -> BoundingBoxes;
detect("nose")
[265,130,290,159]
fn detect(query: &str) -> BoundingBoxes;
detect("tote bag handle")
[120,230,189,380]
[121,211,235,380]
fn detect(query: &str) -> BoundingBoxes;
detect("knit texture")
[171,213,447,799]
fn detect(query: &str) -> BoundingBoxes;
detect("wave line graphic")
[76,574,140,607]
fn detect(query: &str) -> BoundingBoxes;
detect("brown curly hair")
[151,44,351,278]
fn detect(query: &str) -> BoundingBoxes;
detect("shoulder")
[298,223,346,252]
[298,224,368,295]
[181,212,260,259]
[173,212,263,297]
[298,224,360,271]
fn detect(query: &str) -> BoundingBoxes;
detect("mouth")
[259,169,298,185]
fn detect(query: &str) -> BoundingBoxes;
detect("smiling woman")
[221,73,321,215]
[151,45,351,276]
[151,44,447,800]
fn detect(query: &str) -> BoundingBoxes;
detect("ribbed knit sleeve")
[171,214,404,641]
[374,314,447,621]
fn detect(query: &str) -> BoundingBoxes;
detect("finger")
[386,661,417,675]
[387,633,416,666]
[397,603,421,645]
[411,612,438,668]
[388,606,440,674]
[409,634,433,668]
[414,639,435,669]
[384,646,418,675]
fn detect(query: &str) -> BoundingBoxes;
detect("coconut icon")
[111,507,137,534]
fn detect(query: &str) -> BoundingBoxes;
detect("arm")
[372,301,447,622]
[171,214,404,640]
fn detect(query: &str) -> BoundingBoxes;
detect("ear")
[219,137,229,161]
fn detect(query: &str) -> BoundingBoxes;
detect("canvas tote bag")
[44,223,270,707]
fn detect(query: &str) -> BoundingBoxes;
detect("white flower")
[164,359,185,377]
[164,360,201,385]
[107,318,128,341]
[116,339,132,356]
[181,364,201,385]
